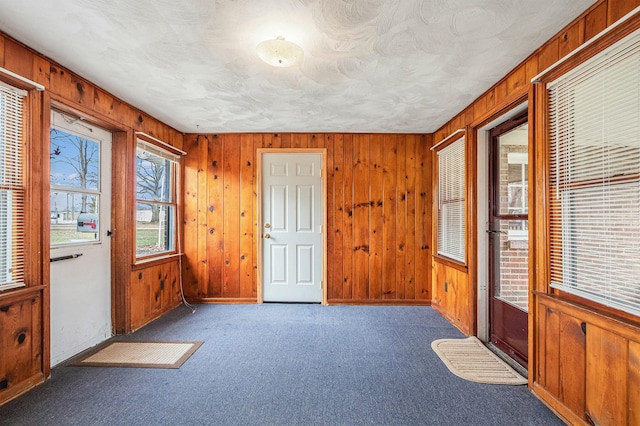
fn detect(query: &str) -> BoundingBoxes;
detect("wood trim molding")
[532,5,640,84]
[432,254,468,272]
[431,128,465,152]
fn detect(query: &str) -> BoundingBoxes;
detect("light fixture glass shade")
[256,36,303,67]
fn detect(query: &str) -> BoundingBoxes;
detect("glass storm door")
[488,114,529,367]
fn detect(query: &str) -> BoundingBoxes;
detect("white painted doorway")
[260,152,324,303]
[49,109,112,366]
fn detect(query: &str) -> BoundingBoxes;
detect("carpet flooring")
[0,304,563,426]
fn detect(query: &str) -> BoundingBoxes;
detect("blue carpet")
[0,304,562,425]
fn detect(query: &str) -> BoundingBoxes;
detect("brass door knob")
[264,233,271,239]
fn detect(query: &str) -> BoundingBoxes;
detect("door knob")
[264,233,271,239]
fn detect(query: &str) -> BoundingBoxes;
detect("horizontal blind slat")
[547,27,640,317]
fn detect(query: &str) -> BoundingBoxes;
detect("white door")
[49,109,112,366]
[262,153,322,303]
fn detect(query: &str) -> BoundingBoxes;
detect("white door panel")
[263,153,322,302]
[50,110,112,366]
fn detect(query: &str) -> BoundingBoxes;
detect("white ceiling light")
[256,36,303,67]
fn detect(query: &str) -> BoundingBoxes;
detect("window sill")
[0,285,45,303]
[433,254,468,272]
[534,291,640,337]
[132,253,182,270]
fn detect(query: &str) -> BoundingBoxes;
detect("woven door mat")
[73,341,204,369]
[431,337,527,385]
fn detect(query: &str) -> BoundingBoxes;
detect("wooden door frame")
[256,148,328,305]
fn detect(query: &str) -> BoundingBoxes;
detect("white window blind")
[437,136,465,263]
[548,27,640,316]
[0,82,25,291]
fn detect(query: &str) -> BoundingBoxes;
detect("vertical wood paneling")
[629,340,640,425]
[195,135,210,299]
[415,134,431,299]
[405,135,417,299]
[342,134,354,300]
[369,135,384,300]
[182,135,201,298]
[0,292,43,401]
[0,37,5,66]
[183,132,431,304]
[239,134,255,298]
[585,2,608,40]
[223,135,241,297]
[352,135,370,300]
[586,325,628,425]
[325,134,335,294]
[537,38,560,72]
[558,19,585,58]
[207,135,224,297]
[558,313,586,415]
[292,133,309,149]
[382,135,397,299]
[608,0,639,24]
[395,136,407,300]
[4,40,32,81]
[544,307,561,397]
[330,134,344,300]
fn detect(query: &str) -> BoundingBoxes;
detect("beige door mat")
[431,336,527,385]
[73,341,204,369]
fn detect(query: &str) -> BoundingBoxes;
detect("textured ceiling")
[0,0,595,134]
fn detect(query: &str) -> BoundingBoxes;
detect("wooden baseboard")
[431,301,472,335]
[190,298,258,304]
[0,373,44,407]
[531,382,587,426]
[326,299,431,306]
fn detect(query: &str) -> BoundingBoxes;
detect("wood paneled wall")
[130,260,182,331]
[536,294,640,425]
[0,32,184,405]
[182,133,432,304]
[429,0,640,424]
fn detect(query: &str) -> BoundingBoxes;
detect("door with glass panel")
[49,109,112,366]
[488,114,529,367]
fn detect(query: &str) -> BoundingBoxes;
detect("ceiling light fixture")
[256,36,303,67]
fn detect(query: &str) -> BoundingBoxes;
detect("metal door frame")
[488,111,529,367]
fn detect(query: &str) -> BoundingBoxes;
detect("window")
[436,134,465,263]
[0,82,25,291]
[50,110,102,245]
[136,139,178,258]
[548,27,640,316]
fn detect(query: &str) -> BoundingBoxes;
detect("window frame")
[433,130,466,265]
[546,26,640,318]
[0,81,26,292]
[134,138,179,261]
